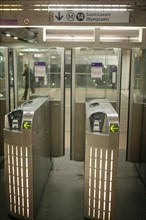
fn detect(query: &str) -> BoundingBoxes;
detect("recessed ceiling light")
[6,33,11,37]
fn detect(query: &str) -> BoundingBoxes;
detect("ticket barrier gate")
[84,99,119,220]
[4,97,52,219]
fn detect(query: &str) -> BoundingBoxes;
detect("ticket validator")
[84,99,119,220]
[4,98,52,219]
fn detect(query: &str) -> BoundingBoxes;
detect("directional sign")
[23,121,32,129]
[53,11,129,23]
[110,123,119,132]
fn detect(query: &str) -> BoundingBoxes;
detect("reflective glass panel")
[132,48,146,103]
[72,47,121,110]
[15,47,64,105]
[0,47,6,99]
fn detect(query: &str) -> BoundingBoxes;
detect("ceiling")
[0,28,38,43]
[44,26,142,43]
[0,1,146,45]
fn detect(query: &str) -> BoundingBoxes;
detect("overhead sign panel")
[53,11,129,23]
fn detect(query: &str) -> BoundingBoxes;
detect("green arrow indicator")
[23,121,32,129]
[110,123,119,132]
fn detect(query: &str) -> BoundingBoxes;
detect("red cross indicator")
[23,17,30,25]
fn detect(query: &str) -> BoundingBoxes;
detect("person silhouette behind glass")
[22,64,35,100]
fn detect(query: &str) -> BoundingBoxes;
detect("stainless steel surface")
[84,99,119,220]
[72,102,85,161]
[116,49,122,114]
[136,103,146,184]
[139,104,146,182]
[127,49,141,162]
[0,99,6,156]
[127,103,143,162]
[134,103,146,183]
[127,48,146,163]
[4,97,52,220]
[71,48,86,161]
[0,47,9,111]
[70,47,76,160]
[13,48,18,109]
[51,100,65,157]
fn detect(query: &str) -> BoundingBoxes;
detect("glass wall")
[0,47,7,99]
[14,47,64,105]
[132,48,146,101]
[0,47,8,157]
[71,47,122,160]
[13,46,65,154]
[127,48,146,183]
[72,47,121,111]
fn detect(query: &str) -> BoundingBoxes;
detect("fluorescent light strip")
[48,8,128,11]
[46,27,94,30]
[33,4,41,6]
[43,36,141,42]
[48,4,128,7]
[48,4,130,11]
[100,37,140,41]
[0,25,145,29]
[46,37,94,41]
[1,8,15,10]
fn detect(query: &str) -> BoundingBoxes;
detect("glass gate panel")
[0,47,8,104]
[72,47,89,103]
[15,48,35,103]
[71,48,88,160]
[14,47,64,104]
[71,47,121,161]
[85,48,107,101]
[0,47,8,157]
[127,48,146,184]
[85,48,121,112]
[72,47,121,110]
[14,47,65,157]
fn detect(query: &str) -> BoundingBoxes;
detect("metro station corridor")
[1,84,146,220]
[1,1,146,220]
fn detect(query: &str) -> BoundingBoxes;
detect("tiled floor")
[0,149,146,220]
